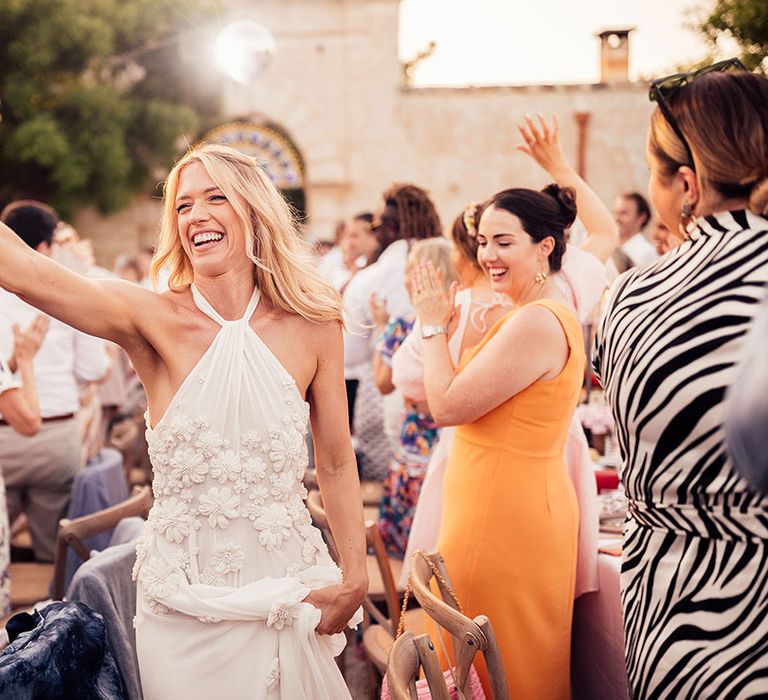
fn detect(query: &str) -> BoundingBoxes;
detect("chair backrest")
[52,485,153,599]
[305,489,340,562]
[385,631,451,700]
[305,489,401,635]
[302,468,319,492]
[410,552,510,700]
[366,520,402,635]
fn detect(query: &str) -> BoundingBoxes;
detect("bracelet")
[421,324,447,339]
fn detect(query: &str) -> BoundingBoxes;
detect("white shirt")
[621,232,659,268]
[0,357,19,396]
[0,288,110,418]
[317,246,353,291]
[342,239,412,372]
[141,265,170,293]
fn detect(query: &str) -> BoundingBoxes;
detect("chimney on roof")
[597,28,634,83]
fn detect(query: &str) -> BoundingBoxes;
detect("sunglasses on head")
[648,58,748,166]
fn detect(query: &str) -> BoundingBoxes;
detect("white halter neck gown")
[133,284,360,699]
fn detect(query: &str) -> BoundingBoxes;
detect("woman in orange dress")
[412,181,586,698]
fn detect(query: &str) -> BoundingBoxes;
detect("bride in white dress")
[0,144,368,699]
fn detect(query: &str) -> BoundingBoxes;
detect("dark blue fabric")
[64,448,129,592]
[5,611,42,644]
[0,601,126,699]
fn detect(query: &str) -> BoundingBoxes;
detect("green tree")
[0,0,222,217]
[697,0,768,72]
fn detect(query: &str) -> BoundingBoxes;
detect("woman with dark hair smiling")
[412,183,586,697]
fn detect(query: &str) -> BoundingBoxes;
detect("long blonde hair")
[152,143,343,323]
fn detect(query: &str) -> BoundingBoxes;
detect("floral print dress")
[375,317,440,558]
[133,284,362,700]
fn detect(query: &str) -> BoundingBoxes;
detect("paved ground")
[344,637,378,699]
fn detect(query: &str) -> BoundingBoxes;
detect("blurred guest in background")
[317,220,349,289]
[114,255,142,283]
[394,203,514,582]
[343,184,442,479]
[0,316,48,615]
[372,237,458,558]
[649,216,681,255]
[341,213,379,276]
[137,246,154,288]
[0,201,109,562]
[612,191,658,270]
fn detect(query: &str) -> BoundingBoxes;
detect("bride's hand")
[304,582,365,635]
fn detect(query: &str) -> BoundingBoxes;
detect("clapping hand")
[516,113,571,176]
[11,314,49,368]
[304,583,364,635]
[411,261,456,328]
[369,293,390,332]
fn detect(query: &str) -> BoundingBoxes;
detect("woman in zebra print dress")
[594,65,768,698]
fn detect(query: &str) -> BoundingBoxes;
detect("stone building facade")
[75,0,654,265]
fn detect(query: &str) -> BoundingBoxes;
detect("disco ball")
[214,20,277,83]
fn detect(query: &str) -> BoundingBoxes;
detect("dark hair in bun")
[486,184,576,271]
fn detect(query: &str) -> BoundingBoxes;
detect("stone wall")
[75,0,655,267]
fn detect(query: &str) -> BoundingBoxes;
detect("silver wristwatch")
[421,324,447,339]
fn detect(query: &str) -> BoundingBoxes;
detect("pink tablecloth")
[571,551,629,700]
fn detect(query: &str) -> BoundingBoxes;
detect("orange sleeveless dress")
[431,299,585,699]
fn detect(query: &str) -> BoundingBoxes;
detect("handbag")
[380,550,486,700]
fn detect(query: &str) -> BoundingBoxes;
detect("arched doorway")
[201,119,307,221]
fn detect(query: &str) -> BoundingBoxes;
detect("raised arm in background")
[0,315,48,435]
[517,113,618,263]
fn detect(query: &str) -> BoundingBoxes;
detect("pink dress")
[394,247,608,596]
[555,246,607,596]
[391,289,474,585]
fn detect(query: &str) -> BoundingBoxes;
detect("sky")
[398,0,733,86]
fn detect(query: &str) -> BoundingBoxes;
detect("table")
[572,548,629,699]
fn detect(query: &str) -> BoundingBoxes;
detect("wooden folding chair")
[305,490,423,675]
[51,485,153,600]
[410,551,510,700]
[360,480,383,506]
[385,631,450,700]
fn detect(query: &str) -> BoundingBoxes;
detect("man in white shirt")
[343,184,442,479]
[613,192,659,269]
[0,202,110,561]
[316,221,350,290]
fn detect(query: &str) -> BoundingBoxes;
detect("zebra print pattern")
[594,210,768,699]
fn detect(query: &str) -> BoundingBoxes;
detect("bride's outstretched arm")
[306,321,367,634]
[0,219,152,346]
